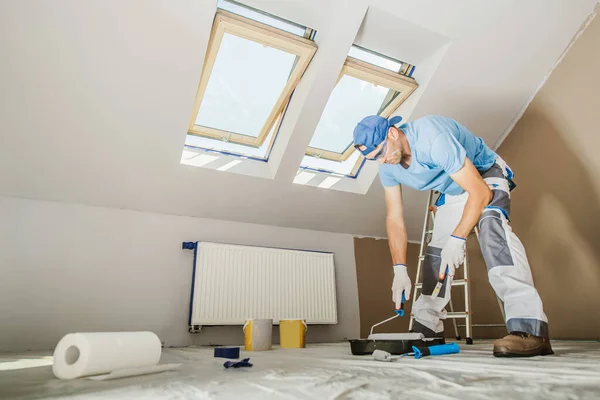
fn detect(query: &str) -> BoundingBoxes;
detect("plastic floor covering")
[1,340,600,399]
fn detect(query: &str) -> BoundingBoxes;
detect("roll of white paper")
[52,332,162,379]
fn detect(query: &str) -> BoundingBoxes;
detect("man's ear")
[387,126,399,139]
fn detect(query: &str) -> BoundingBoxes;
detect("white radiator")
[187,242,338,327]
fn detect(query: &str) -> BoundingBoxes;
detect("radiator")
[184,242,338,327]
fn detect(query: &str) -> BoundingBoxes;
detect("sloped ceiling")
[0,0,597,240]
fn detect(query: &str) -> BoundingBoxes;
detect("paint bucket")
[243,319,272,351]
[279,319,307,349]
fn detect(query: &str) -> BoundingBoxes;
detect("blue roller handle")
[412,343,460,359]
[429,343,460,356]
[394,291,406,316]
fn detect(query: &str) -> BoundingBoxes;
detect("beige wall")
[496,13,600,339]
[354,238,419,338]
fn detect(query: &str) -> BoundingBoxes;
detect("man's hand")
[392,264,411,308]
[439,235,466,279]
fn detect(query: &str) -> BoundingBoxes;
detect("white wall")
[0,196,360,352]
[0,0,597,241]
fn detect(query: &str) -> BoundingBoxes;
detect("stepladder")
[408,191,506,344]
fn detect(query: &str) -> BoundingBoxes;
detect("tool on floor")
[412,343,460,359]
[223,358,253,369]
[408,191,507,345]
[373,343,460,362]
[214,347,240,359]
[373,349,401,362]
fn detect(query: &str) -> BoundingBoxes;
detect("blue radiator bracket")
[182,242,197,250]
[183,241,199,326]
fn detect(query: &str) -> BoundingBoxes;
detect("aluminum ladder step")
[411,311,468,319]
[414,279,466,289]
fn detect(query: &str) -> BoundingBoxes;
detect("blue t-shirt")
[379,115,497,195]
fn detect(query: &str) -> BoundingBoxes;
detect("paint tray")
[349,312,445,355]
[348,336,445,356]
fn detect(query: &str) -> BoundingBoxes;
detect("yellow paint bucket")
[279,319,307,349]
[243,319,272,351]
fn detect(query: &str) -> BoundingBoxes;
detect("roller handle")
[412,343,460,359]
[394,292,406,317]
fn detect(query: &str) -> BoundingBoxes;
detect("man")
[353,114,552,357]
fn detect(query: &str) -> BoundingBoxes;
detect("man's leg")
[477,162,552,356]
[411,192,468,337]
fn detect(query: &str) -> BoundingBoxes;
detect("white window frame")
[304,57,418,175]
[188,10,317,148]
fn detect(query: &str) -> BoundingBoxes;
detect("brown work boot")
[493,332,554,357]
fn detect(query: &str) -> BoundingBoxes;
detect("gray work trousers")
[411,158,549,338]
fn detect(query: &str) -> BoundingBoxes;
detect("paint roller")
[368,292,428,341]
[412,343,460,359]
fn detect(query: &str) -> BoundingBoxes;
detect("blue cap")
[353,115,403,156]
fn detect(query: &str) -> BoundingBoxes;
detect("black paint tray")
[351,306,445,355]
[349,336,446,355]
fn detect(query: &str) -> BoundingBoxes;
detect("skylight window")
[184,3,316,162]
[217,0,311,38]
[185,96,287,160]
[194,33,295,140]
[347,45,403,73]
[307,71,392,156]
[300,49,418,180]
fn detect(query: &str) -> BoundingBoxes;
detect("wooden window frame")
[305,57,418,163]
[188,10,317,148]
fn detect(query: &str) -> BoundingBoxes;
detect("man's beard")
[384,149,402,165]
